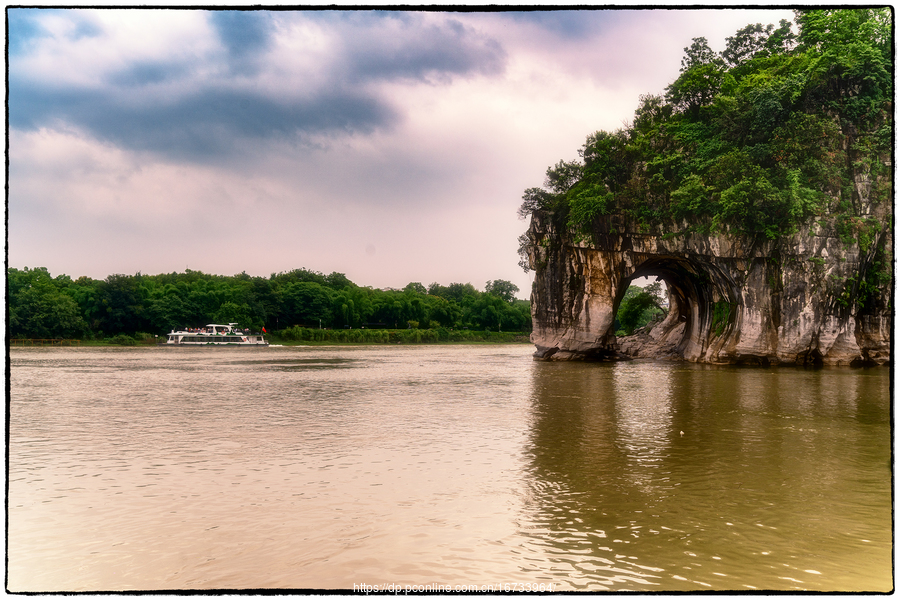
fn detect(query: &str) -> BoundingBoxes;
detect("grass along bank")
[271,326,530,345]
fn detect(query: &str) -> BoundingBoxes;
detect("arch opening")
[611,255,738,361]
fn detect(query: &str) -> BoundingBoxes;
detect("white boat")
[165,323,269,346]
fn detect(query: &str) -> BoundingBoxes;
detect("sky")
[7,6,796,298]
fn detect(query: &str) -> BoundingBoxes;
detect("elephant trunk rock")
[525,212,891,367]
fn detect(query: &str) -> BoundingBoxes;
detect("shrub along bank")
[272,326,530,345]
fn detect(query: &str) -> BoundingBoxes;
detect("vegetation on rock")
[521,9,891,365]
[519,8,892,250]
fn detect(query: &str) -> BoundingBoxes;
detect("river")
[7,345,892,592]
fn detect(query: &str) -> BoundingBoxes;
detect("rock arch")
[525,212,890,366]
[616,253,750,362]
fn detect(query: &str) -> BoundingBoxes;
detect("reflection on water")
[522,361,892,591]
[8,347,892,592]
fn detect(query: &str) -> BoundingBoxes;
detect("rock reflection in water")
[520,361,891,592]
[8,347,891,592]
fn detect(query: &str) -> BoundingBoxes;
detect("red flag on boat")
[262,327,267,333]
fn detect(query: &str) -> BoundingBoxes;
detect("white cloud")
[12,10,215,90]
[7,7,797,296]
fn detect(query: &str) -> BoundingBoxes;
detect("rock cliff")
[519,10,893,367]
[523,197,891,366]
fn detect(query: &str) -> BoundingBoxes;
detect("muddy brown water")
[8,345,892,591]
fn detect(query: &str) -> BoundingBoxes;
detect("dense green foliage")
[519,9,891,249]
[615,283,667,336]
[7,267,531,341]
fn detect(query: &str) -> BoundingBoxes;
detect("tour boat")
[165,323,269,346]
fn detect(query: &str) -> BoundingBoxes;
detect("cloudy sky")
[8,6,795,298]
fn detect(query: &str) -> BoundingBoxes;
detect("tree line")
[7,267,532,341]
[518,9,891,259]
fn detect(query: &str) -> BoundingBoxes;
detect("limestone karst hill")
[518,9,892,365]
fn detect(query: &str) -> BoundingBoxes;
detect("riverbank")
[274,326,529,345]
[15,328,532,347]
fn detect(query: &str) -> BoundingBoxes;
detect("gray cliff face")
[525,196,892,366]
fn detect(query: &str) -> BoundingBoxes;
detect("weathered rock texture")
[525,206,892,366]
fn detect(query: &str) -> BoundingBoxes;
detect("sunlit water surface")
[8,345,892,592]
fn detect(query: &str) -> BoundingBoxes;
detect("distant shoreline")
[10,334,533,348]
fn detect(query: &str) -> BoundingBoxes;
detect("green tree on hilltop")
[519,8,892,249]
